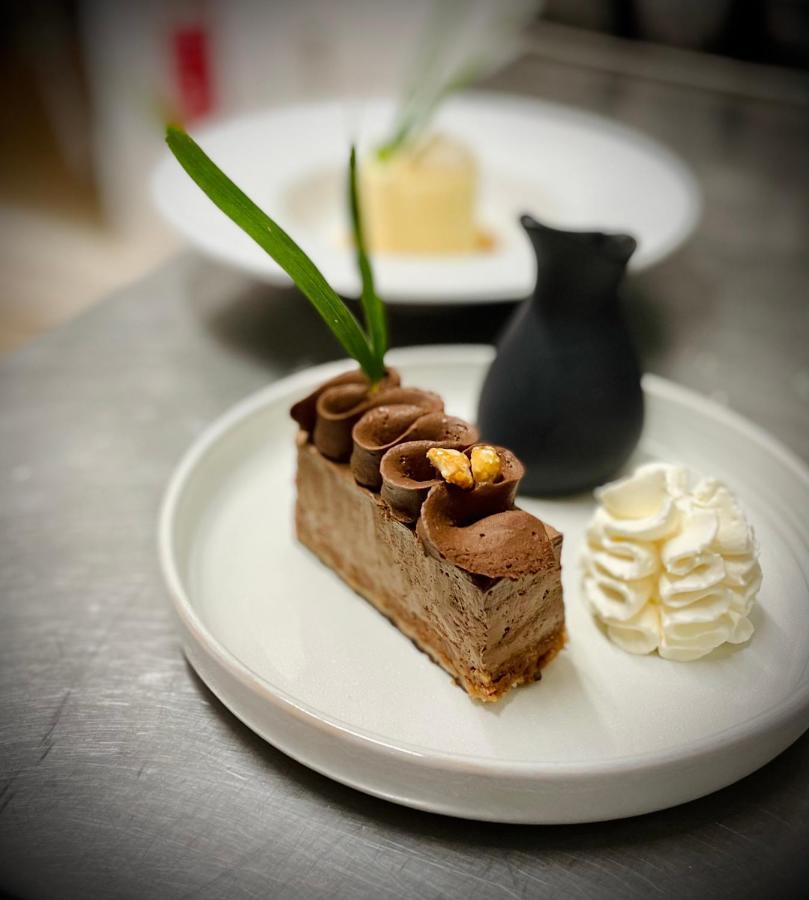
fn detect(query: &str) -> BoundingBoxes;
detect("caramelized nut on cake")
[426,447,474,489]
[470,445,501,484]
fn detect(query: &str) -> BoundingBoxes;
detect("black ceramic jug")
[477,215,643,496]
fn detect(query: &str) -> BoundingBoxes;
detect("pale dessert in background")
[360,134,478,254]
[582,463,762,661]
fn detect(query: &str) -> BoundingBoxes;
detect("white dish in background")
[152,94,701,304]
[158,346,809,823]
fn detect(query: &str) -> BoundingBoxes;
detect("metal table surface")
[2,34,809,900]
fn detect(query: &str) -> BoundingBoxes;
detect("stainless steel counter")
[2,31,808,900]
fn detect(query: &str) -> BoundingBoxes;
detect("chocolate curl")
[380,439,460,523]
[451,445,524,521]
[353,410,478,491]
[290,368,400,436]
[314,386,442,462]
[416,446,558,579]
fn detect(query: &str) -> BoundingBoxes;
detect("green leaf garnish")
[376,0,536,160]
[376,0,463,160]
[165,126,386,384]
[348,145,387,362]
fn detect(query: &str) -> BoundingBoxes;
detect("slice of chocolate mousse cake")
[291,369,565,702]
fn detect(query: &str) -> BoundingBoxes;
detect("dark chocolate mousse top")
[291,370,560,580]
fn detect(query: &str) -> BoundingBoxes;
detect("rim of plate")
[158,345,809,778]
[151,91,702,300]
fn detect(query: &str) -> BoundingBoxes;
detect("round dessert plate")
[159,346,809,823]
[152,94,701,304]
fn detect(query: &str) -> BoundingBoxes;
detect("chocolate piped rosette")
[414,446,560,581]
[582,463,762,661]
[292,369,565,702]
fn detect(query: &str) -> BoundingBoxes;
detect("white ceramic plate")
[159,346,809,823]
[152,94,701,304]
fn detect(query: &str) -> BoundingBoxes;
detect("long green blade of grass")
[348,146,387,361]
[166,126,384,383]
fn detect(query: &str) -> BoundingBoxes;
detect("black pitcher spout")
[520,215,637,264]
[520,215,638,311]
[477,215,644,496]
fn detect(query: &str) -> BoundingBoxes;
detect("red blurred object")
[172,24,214,122]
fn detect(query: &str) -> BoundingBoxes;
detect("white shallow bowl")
[159,346,809,823]
[152,93,701,304]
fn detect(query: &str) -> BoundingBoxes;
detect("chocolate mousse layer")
[292,371,565,702]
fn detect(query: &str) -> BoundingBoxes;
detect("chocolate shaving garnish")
[353,410,477,490]
[314,386,442,462]
[290,368,400,436]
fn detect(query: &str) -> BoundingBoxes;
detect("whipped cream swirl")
[582,463,761,661]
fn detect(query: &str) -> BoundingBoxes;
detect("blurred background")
[1,0,808,353]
